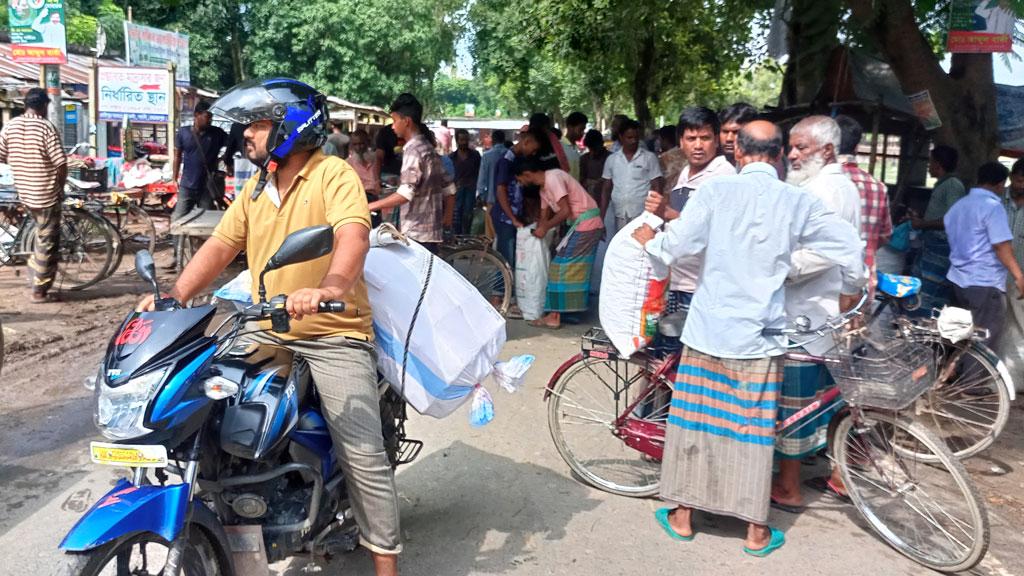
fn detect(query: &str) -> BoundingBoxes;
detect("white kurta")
[786,162,867,355]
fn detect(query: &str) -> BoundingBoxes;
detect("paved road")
[1,277,1023,575]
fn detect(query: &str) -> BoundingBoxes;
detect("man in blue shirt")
[945,162,1024,346]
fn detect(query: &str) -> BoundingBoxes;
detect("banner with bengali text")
[97,67,172,123]
[8,0,68,64]
[124,21,190,87]
[947,0,1017,53]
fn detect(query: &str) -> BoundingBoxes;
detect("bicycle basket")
[824,331,934,410]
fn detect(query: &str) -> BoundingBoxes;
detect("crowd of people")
[3,78,1024,572]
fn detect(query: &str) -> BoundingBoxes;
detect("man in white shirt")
[645,107,736,312]
[600,118,663,232]
[632,120,863,555]
[772,115,866,512]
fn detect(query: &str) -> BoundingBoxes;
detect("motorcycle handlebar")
[317,301,346,313]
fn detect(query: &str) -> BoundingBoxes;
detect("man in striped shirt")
[0,88,67,302]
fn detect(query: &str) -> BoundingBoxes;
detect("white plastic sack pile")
[366,226,507,418]
[515,225,550,321]
[599,212,669,357]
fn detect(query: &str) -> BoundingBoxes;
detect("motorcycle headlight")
[96,368,167,440]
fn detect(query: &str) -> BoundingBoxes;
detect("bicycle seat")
[67,176,102,190]
[877,272,921,299]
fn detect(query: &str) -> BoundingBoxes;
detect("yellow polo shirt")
[212,151,373,341]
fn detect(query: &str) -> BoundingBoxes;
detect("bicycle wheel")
[833,409,989,572]
[0,209,23,266]
[52,208,115,290]
[547,356,668,497]
[442,246,513,316]
[909,334,1010,461]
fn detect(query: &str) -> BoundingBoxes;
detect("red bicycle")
[545,295,989,572]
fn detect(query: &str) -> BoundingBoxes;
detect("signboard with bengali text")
[97,67,173,123]
[947,0,1018,53]
[124,21,190,87]
[7,0,68,64]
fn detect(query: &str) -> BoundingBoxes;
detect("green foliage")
[66,13,97,46]
[433,72,503,117]
[246,0,463,107]
[470,0,775,126]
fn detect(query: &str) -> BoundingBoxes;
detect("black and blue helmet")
[211,77,328,171]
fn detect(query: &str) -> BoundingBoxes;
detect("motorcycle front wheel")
[57,530,223,576]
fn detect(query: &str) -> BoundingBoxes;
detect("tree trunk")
[779,0,842,108]
[845,0,999,185]
[631,33,655,131]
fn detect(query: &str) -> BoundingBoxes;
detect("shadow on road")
[279,440,603,576]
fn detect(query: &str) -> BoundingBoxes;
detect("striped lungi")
[914,231,953,311]
[545,225,603,313]
[660,347,782,524]
[775,357,838,459]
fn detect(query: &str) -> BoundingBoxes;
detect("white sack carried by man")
[366,225,511,418]
[515,224,550,321]
[599,212,669,357]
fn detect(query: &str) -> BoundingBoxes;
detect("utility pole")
[41,64,63,137]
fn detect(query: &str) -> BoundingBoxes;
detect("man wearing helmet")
[137,79,401,575]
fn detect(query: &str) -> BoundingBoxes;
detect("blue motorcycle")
[59,225,420,575]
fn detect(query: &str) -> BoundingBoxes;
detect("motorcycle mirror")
[258,225,334,302]
[134,250,161,298]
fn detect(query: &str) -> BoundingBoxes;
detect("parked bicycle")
[871,272,1013,460]
[546,290,989,572]
[64,177,158,277]
[0,191,115,291]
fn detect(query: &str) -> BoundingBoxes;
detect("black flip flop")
[804,476,852,504]
[770,498,805,514]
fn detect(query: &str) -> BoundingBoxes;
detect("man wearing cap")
[0,87,67,302]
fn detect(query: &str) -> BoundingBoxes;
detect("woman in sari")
[515,155,604,329]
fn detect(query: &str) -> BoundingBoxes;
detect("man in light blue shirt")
[944,161,1024,346]
[476,130,507,205]
[632,120,863,556]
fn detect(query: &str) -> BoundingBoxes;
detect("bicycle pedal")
[395,439,423,466]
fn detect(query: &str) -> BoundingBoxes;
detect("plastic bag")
[937,306,974,343]
[486,354,535,393]
[212,270,253,306]
[889,221,912,252]
[515,225,550,321]
[599,212,669,357]
[469,385,495,427]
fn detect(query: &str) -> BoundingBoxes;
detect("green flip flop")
[743,526,785,557]
[654,508,694,542]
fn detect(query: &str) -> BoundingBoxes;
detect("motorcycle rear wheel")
[58,530,222,576]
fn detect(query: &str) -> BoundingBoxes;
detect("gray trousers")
[952,284,1007,348]
[240,331,401,554]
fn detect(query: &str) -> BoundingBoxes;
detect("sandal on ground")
[804,476,851,504]
[654,508,694,542]
[743,527,785,557]
[769,498,805,514]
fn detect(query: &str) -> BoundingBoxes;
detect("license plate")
[90,442,168,468]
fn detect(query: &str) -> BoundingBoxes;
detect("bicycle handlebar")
[762,290,870,342]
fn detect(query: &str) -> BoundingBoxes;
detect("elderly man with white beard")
[769,115,867,513]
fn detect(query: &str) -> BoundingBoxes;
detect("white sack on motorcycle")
[365,236,507,418]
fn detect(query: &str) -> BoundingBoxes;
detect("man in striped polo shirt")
[0,88,67,302]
